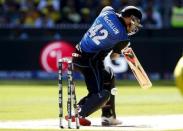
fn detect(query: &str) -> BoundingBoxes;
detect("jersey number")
[88,24,108,45]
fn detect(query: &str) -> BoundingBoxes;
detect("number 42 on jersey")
[88,24,108,45]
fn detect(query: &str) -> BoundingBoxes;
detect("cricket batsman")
[67,6,143,126]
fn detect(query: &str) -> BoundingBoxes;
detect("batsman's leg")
[101,67,122,126]
[78,90,110,117]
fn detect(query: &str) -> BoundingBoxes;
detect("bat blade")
[122,47,152,89]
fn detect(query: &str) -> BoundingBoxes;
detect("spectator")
[80,8,91,23]
[23,9,39,27]
[171,0,183,27]
[142,4,162,29]
[2,0,21,27]
[34,10,54,28]
[0,0,173,28]
[0,0,61,27]
[96,0,112,13]
[128,0,142,7]
[79,0,98,23]
[141,0,161,11]
[38,0,60,11]
[62,0,81,23]
[47,5,61,24]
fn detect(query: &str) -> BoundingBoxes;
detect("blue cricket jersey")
[79,6,129,53]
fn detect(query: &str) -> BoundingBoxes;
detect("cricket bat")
[122,47,152,89]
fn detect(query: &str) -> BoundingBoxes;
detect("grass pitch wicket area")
[0,80,183,121]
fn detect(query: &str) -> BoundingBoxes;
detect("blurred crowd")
[0,0,183,28]
[0,0,61,27]
[61,0,164,28]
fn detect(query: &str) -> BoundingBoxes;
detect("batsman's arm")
[110,41,130,60]
[110,52,120,60]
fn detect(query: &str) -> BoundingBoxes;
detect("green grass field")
[0,80,183,121]
[0,80,183,131]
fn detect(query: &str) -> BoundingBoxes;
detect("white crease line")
[0,115,183,130]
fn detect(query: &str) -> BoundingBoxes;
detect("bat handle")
[121,42,131,53]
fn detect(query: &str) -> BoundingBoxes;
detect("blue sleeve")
[101,6,115,13]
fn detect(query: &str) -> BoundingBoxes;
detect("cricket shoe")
[65,115,91,126]
[101,116,122,126]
